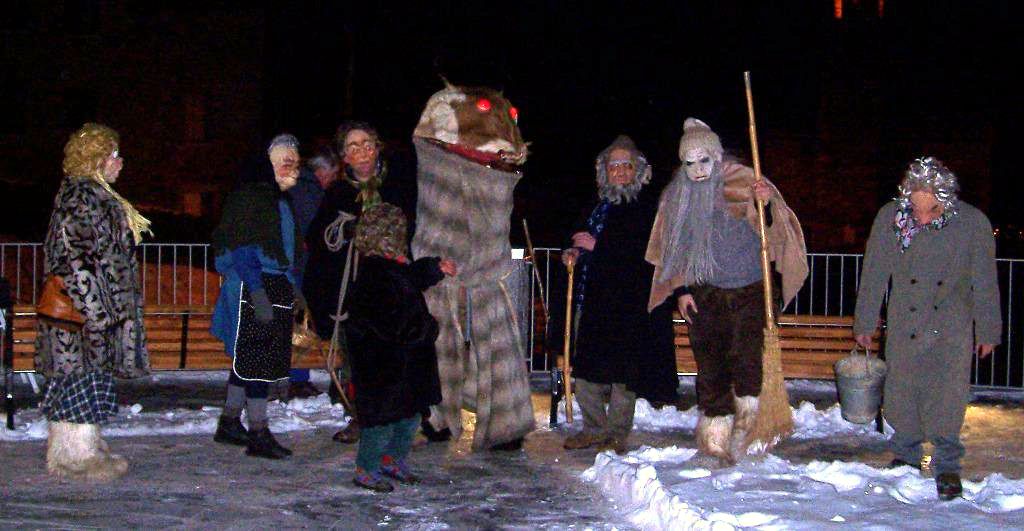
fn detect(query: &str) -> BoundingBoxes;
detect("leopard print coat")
[34,177,150,379]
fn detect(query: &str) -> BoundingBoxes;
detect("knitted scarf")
[893,202,957,252]
[345,158,387,212]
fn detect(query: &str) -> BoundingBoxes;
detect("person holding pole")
[853,156,1000,501]
[646,118,807,465]
[560,135,679,454]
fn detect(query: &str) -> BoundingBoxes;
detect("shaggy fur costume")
[411,139,534,450]
[46,421,128,481]
[696,414,734,463]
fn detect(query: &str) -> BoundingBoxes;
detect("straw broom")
[743,71,793,452]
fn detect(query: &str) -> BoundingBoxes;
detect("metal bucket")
[834,348,887,424]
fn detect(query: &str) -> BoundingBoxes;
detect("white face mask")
[683,147,719,182]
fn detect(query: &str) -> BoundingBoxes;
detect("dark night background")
[1,1,1020,253]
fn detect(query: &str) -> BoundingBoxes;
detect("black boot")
[887,458,922,470]
[333,421,360,444]
[214,415,249,447]
[246,427,291,459]
[936,472,963,501]
[420,420,451,443]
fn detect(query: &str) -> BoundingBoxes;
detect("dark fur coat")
[345,255,444,427]
[35,177,149,379]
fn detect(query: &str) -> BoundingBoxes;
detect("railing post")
[178,311,190,370]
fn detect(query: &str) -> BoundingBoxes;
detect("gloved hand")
[250,288,274,324]
[293,288,307,313]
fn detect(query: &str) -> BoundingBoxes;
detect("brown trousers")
[688,281,766,417]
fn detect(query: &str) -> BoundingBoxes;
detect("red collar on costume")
[382,253,409,265]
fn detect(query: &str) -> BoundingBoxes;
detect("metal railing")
[3,242,1022,389]
[1,243,218,309]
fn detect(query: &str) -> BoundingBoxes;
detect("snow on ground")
[584,447,1024,530]
[574,392,1024,530]
[555,396,891,441]
[0,393,350,442]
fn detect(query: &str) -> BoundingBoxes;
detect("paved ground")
[1,375,1022,528]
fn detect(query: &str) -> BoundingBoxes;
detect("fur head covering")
[677,118,723,161]
[595,135,652,204]
[62,123,152,244]
[355,203,407,259]
[897,156,960,215]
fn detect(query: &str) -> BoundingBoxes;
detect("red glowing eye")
[509,106,519,122]
[476,98,492,112]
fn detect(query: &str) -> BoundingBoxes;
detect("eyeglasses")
[608,160,634,170]
[344,140,378,155]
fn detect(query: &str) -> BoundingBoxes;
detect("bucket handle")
[849,344,875,372]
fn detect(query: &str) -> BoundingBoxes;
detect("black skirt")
[233,273,294,381]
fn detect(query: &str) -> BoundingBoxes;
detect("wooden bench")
[10,305,329,372]
[673,313,882,380]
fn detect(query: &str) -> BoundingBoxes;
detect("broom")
[743,71,793,453]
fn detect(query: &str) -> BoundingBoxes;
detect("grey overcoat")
[853,200,1000,439]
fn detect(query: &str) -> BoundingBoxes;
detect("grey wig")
[267,133,300,155]
[595,135,652,204]
[307,146,339,171]
[897,156,959,215]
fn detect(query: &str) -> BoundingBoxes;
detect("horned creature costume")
[411,83,534,450]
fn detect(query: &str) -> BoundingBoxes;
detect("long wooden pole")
[562,263,575,423]
[743,71,776,330]
[522,219,549,321]
[743,70,794,452]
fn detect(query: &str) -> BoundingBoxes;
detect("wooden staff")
[522,219,549,322]
[562,262,575,423]
[743,71,794,451]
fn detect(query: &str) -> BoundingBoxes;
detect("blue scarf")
[575,200,612,310]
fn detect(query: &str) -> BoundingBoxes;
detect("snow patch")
[1,393,349,442]
[584,447,1024,530]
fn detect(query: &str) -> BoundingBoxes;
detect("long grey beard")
[598,181,641,204]
[658,168,724,286]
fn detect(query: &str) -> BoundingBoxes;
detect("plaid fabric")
[41,371,118,424]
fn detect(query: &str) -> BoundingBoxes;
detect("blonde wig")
[61,123,152,243]
[63,123,120,177]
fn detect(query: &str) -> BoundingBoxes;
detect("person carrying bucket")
[853,156,1001,501]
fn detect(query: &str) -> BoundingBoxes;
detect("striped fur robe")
[411,138,535,449]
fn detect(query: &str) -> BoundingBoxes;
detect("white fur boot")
[695,414,734,465]
[729,395,760,463]
[46,422,128,481]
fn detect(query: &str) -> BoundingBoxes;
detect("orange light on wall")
[878,0,884,18]
[834,0,843,19]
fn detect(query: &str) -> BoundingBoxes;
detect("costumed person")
[411,81,535,451]
[210,134,305,459]
[646,118,807,465]
[284,146,340,400]
[36,123,152,480]
[346,203,455,492]
[559,135,679,454]
[303,121,417,444]
[853,156,1000,501]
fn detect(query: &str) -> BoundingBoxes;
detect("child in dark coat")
[347,203,456,492]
